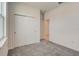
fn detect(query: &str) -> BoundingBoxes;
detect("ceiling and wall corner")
[11,2,64,17]
[16,2,61,13]
[26,2,59,12]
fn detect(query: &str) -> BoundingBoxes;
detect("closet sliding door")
[14,15,40,47]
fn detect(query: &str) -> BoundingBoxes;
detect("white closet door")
[14,15,40,47]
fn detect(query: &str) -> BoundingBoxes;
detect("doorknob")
[14,32,16,34]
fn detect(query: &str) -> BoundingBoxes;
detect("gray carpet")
[8,41,79,56]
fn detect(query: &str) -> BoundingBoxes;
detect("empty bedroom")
[0,2,79,56]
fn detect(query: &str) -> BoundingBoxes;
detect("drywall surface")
[8,2,40,49]
[45,3,79,51]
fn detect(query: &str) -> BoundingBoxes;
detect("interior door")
[14,15,40,47]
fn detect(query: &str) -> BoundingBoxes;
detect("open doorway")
[40,11,49,43]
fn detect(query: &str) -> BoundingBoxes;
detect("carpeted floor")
[8,41,79,56]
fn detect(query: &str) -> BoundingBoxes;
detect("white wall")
[45,3,79,51]
[8,2,40,49]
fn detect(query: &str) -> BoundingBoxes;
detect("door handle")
[14,32,16,34]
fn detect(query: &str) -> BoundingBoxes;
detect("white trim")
[0,37,7,48]
[0,2,6,40]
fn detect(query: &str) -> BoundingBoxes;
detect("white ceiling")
[26,2,59,12]
[12,2,60,12]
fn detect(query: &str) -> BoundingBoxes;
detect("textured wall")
[45,3,79,51]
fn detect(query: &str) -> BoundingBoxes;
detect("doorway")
[40,11,49,43]
[43,19,49,42]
